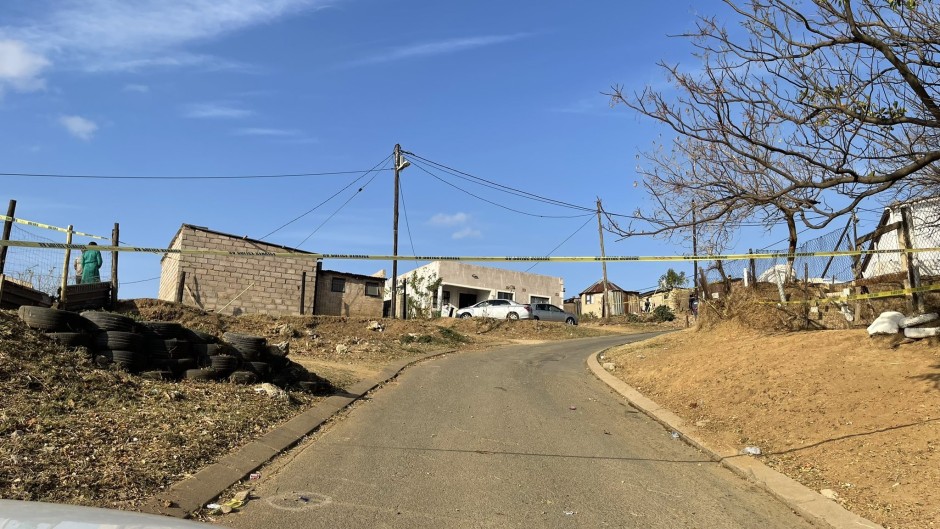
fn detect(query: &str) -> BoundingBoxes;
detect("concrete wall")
[157,234,182,302]
[158,226,317,316]
[390,261,564,313]
[314,270,385,317]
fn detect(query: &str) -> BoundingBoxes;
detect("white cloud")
[184,102,252,119]
[2,1,329,73]
[352,33,530,65]
[0,39,49,95]
[429,212,470,227]
[59,115,98,140]
[452,227,482,240]
[123,83,150,93]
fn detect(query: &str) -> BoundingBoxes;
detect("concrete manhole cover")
[266,491,332,511]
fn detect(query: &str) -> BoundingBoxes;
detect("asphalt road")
[222,333,818,529]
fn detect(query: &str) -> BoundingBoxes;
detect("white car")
[456,299,532,320]
[0,500,213,529]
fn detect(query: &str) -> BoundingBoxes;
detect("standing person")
[73,257,83,284]
[81,242,103,284]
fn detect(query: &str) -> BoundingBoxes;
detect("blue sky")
[0,1,885,300]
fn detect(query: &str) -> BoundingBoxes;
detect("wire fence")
[862,202,940,280]
[702,223,855,286]
[3,224,112,296]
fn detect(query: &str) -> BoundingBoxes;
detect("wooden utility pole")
[0,199,15,276]
[110,223,119,306]
[59,225,74,305]
[596,198,610,318]
[898,206,924,313]
[390,144,402,319]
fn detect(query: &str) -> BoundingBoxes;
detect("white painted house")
[860,197,940,279]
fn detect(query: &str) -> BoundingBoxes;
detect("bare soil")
[604,322,940,529]
[1,298,657,511]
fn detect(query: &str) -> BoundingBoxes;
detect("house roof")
[579,279,633,295]
[320,269,387,282]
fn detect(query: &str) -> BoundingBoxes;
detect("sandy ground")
[603,323,940,529]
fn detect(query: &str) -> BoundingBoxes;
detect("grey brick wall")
[158,226,317,316]
[314,271,385,317]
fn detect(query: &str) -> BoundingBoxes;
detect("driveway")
[221,333,819,528]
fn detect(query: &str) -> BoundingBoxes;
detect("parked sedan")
[530,303,578,325]
[456,299,532,320]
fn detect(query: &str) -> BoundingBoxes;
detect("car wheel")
[507,312,519,320]
[459,313,471,319]
[565,317,576,325]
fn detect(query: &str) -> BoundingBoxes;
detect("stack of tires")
[82,311,146,373]
[220,332,270,385]
[140,320,197,380]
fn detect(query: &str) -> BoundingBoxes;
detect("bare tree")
[608,0,940,252]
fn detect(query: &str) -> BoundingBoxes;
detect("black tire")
[19,306,89,332]
[209,354,239,374]
[228,371,258,385]
[458,313,471,319]
[149,338,191,359]
[565,317,576,326]
[96,331,143,352]
[532,316,540,321]
[246,361,271,378]
[507,312,519,320]
[45,332,92,348]
[110,350,144,373]
[153,357,196,373]
[81,311,136,332]
[94,354,112,368]
[141,321,183,338]
[184,368,218,381]
[223,332,266,360]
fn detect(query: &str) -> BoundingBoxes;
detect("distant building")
[387,261,564,318]
[158,224,385,317]
[579,280,639,317]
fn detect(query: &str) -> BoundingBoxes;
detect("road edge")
[586,349,884,529]
[140,349,454,519]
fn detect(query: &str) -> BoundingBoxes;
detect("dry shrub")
[696,285,828,333]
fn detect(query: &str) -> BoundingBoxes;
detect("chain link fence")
[3,224,112,297]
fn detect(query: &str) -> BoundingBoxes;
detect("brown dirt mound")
[605,323,940,529]
[0,310,312,510]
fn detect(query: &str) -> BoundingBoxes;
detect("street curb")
[140,349,453,519]
[586,349,884,529]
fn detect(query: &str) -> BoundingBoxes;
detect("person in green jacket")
[81,242,103,284]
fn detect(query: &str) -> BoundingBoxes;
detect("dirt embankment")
[1,298,654,511]
[604,322,940,529]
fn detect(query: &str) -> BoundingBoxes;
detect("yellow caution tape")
[0,239,937,262]
[0,215,110,240]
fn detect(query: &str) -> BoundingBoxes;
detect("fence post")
[299,271,306,315]
[311,260,322,316]
[110,223,119,306]
[59,225,74,305]
[898,206,924,313]
[0,199,15,276]
[175,271,186,304]
[748,250,757,288]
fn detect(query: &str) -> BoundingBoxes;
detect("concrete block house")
[387,261,564,317]
[158,224,385,317]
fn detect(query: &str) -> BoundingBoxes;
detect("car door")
[548,304,566,322]
[486,299,509,318]
[472,300,491,317]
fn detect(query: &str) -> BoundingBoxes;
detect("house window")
[442,290,451,304]
[365,282,380,297]
[530,296,549,304]
[586,294,594,304]
[331,278,346,293]
[497,291,514,300]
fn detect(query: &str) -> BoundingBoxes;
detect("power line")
[526,215,595,272]
[405,151,597,213]
[259,154,393,241]
[0,169,394,180]
[410,159,594,219]
[296,157,391,248]
[120,276,160,285]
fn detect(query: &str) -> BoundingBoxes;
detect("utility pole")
[390,144,402,319]
[596,198,610,318]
